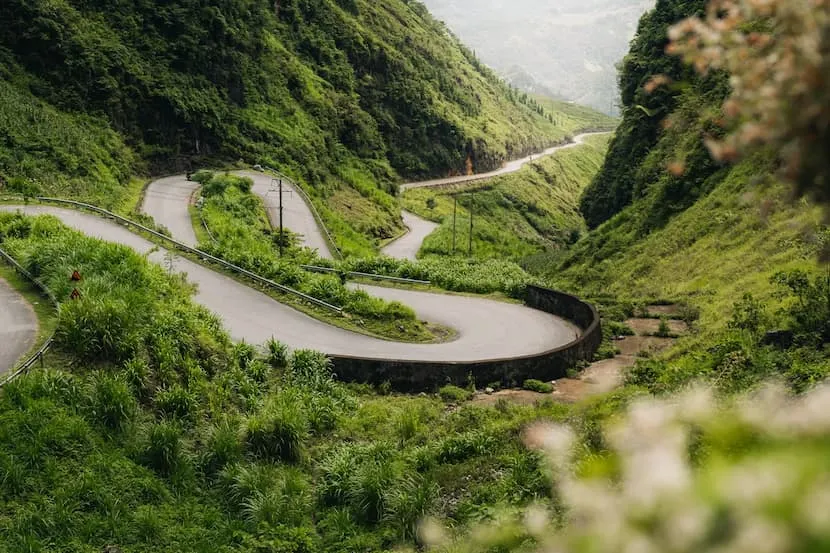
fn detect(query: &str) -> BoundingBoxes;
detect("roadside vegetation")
[190,172,440,343]
[0,0,611,250]
[0,210,618,552]
[402,135,611,260]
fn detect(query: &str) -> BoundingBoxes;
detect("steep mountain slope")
[0,0,598,248]
[531,0,830,393]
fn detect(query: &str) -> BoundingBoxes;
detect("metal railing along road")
[300,265,431,285]
[35,197,344,314]
[0,245,58,387]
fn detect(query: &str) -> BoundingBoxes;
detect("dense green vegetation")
[193,172,440,343]
[0,0,609,246]
[522,0,830,396]
[0,211,621,552]
[578,0,721,229]
[402,134,611,260]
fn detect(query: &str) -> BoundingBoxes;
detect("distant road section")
[401,132,608,191]
[0,277,38,375]
[141,175,200,247]
[380,211,438,261]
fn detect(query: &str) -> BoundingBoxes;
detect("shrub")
[190,169,214,184]
[89,374,136,430]
[203,419,243,474]
[348,459,397,524]
[122,357,151,398]
[318,448,358,507]
[522,379,554,394]
[154,384,197,420]
[436,430,497,464]
[394,407,422,445]
[244,402,307,463]
[439,384,472,403]
[265,338,290,368]
[142,421,187,476]
[384,475,439,539]
[655,317,672,338]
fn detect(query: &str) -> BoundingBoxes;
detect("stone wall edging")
[330,284,602,392]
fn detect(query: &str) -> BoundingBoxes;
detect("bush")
[655,317,672,338]
[154,384,198,420]
[190,170,214,184]
[384,475,439,539]
[203,419,243,474]
[439,385,473,403]
[266,338,290,368]
[522,379,554,394]
[245,402,307,463]
[142,421,188,476]
[88,374,136,430]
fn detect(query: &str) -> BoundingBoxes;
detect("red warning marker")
[71,270,82,282]
[70,288,81,300]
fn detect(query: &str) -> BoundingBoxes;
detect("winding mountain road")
[380,132,609,260]
[380,211,438,261]
[144,171,334,259]
[1,204,578,362]
[401,132,607,191]
[0,277,38,375]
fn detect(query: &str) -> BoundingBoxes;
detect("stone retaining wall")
[331,285,602,392]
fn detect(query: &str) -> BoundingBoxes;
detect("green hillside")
[540,0,829,394]
[402,134,612,260]
[0,0,608,249]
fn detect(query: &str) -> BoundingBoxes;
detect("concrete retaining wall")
[331,285,602,392]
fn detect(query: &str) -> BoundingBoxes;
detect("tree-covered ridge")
[0,0,573,190]
[579,0,721,229]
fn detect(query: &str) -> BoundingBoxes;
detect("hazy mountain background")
[419,0,655,114]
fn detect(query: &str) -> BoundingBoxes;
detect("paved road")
[401,132,608,191]
[380,211,438,260]
[142,175,200,246]
[0,276,38,375]
[242,171,333,259]
[3,205,579,361]
[144,172,334,259]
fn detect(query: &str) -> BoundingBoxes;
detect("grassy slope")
[0,211,606,552]
[402,134,611,260]
[0,0,611,252]
[546,157,827,338]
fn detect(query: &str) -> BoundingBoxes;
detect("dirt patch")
[645,304,683,318]
[626,318,688,336]
[473,309,688,406]
[617,334,676,356]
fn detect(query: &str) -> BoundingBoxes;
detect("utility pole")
[278,179,284,257]
[452,196,458,253]
[468,208,474,255]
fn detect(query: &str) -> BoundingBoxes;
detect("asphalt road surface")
[0,276,38,375]
[144,172,334,259]
[401,132,607,191]
[380,211,438,261]
[2,205,580,362]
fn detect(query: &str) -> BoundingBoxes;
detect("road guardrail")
[35,197,343,314]
[0,245,58,387]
